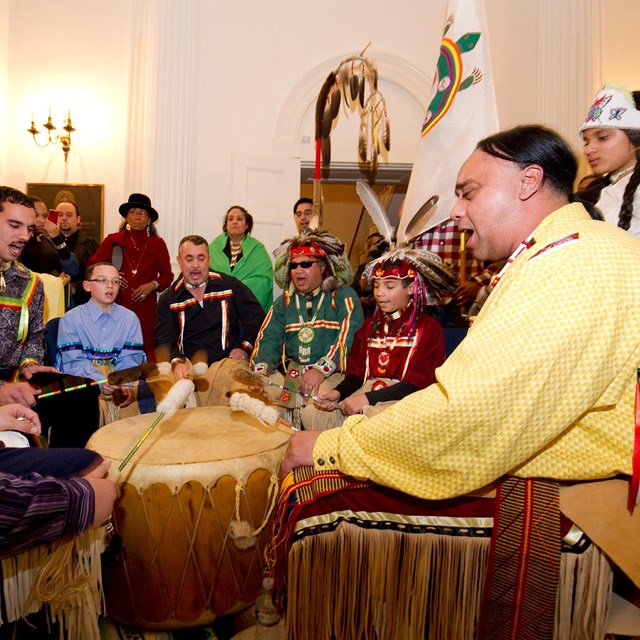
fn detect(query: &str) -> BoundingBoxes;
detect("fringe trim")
[283,523,612,640]
[1,526,106,640]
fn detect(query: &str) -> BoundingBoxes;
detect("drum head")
[88,406,290,488]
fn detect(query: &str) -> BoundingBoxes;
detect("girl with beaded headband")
[300,251,449,431]
[580,83,640,238]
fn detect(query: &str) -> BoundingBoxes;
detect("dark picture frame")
[26,183,104,244]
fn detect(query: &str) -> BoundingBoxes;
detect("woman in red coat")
[89,194,173,361]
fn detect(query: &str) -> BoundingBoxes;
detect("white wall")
[4,0,131,235]
[2,0,640,249]
[192,0,446,243]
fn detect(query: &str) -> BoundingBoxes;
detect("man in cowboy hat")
[251,231,364,425]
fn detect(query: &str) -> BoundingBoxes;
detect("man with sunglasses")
[252,232,363,427]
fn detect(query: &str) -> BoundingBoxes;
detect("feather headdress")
[273,230,353,292]
[356,180,455,308]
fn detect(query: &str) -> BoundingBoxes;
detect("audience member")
[56,262,146,416]
[293,197,314,233]
[302,251,445,431]
[208,205,274,311]
[0,186,100,447]
[580,82,640,237]
[252,231,363,426]
[20,196,79,309]
[56,197,99,306]
[89,193,173,361]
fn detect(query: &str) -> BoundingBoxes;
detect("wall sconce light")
[27,109,76,162]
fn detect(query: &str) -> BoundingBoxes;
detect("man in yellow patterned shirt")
[283,125,640,502]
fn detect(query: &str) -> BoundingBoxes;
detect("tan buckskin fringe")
[1,526,106,640]
[283,521,612,640]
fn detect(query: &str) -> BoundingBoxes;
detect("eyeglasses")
[294,209,313,218]
[290,260,319,270]
[88,278,121,286]
[128,209,149,217]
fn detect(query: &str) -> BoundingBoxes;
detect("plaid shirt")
[413,219,499,286]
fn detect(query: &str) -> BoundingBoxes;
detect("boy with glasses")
[56,262,146,414]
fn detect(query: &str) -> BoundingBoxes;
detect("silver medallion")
[298,326,315,344]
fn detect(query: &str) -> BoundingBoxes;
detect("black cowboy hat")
[118,193,158,222]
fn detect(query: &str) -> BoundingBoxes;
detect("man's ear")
[82,280,91,293]
[518,164,544,200]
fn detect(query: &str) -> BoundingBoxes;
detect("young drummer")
[302,253,446,431]
[56,261,146,414]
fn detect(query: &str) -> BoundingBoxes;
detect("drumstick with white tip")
[118,379,195,471]
[230,392,294,431]
[230,368,322,402]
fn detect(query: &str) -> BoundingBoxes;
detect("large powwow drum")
[87,406,289,630]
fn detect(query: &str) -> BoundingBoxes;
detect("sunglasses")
[290,260,320,270]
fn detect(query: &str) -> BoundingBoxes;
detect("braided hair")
[618,94,640,230]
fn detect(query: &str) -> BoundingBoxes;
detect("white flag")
[400,0,499,236]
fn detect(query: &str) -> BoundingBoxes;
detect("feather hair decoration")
[356,180,456,307]
[400,195,439,246]
[355,180,395,244]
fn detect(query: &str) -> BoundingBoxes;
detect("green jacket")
[208,233,274,311]
[251,285,364,377]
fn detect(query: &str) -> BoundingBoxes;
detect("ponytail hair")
[618,90,640,230]
[618,147,640,230]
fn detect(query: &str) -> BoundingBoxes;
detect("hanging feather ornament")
[330,86,341,119]
[356,180,455,306]
[321,138,331,178]
[358,122,368,163]
[311,43,392,224]
[383,117,391,152]
[321,107,333,139]
[349,72,359,103]
[358,75,366,108]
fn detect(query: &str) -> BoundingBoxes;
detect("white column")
[125,0,198,257]
[536,0,603,147]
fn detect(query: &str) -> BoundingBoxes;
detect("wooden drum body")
[87,406,289,630]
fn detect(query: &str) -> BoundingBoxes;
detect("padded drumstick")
[118,379,195,471]
[230,368,322,402]
[229,392,293,431]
